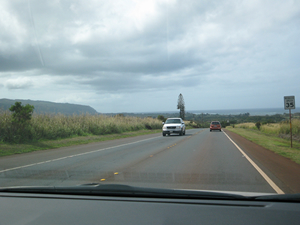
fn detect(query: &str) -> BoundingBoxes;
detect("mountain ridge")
[0,98,98,115]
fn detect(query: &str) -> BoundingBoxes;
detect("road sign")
[284,96,295,109]
[284,96,295,148]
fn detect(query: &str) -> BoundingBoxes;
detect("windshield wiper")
[0,184,250,200]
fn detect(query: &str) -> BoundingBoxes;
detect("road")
[0,129,299,194]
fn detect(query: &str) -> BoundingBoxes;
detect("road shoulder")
[223,129,300,193]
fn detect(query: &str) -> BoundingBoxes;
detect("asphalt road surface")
[1,129,299,194]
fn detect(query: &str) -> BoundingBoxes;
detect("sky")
[1,0,300,113]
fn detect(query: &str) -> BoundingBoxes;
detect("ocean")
[188,108,300,116]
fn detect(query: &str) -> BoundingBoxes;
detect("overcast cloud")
[1,0,299,113]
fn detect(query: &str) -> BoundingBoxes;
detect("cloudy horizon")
[1,0,299,113]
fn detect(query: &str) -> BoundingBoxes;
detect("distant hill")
[0,99,98,115]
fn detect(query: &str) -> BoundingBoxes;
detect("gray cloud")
[1,0,300,112]
[5,77,33,89]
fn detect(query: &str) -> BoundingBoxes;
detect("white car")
[162,118,186,136]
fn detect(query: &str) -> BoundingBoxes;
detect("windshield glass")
[165,119,181,124]
[0,0,300,197]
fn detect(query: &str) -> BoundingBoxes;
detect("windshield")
[165,119,181,124]
[0,0,300,197]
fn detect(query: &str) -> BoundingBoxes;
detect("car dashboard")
[1,191,300,224]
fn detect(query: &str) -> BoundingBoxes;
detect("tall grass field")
[0,111,162,143]
[235,120,300,136]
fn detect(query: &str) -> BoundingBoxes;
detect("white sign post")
[284,96,295,148]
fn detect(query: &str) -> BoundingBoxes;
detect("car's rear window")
[211,122,220,125]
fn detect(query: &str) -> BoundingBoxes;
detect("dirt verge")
[224,129,300,194]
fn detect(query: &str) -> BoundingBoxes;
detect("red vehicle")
[210,121,222,132]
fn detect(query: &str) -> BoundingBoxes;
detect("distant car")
[162,118,186,136]
[210,121,221,132]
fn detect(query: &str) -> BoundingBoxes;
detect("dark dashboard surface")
[1,192,300,225]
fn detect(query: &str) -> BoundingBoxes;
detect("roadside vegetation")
[109,111,298,128]
[226,119,300,164]
[0,106,162,144]
[232,120,300,137]
[2,101,299,162]
[0,101,199,157]
[0,106,163,156]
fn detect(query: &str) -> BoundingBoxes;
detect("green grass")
[0,129,161,157]
[226,127,300,164]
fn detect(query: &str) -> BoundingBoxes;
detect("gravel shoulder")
[224,129,300,193]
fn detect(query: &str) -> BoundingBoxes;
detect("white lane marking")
[222,131,284,194]
[0,136,161,174]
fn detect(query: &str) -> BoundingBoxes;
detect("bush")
[255,122,261,130]
[157,115,166,122]
[1,102,35,143]
[10,102,34,125]
[221,121,229,128]
[145,124,152,130]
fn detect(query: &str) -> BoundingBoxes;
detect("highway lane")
[0,129,281,193]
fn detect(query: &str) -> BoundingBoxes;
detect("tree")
[9,102,35,125]
[177,93,185,120]
[157,115,166,122]
[255,121,261,130]
[7,102,34,143]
